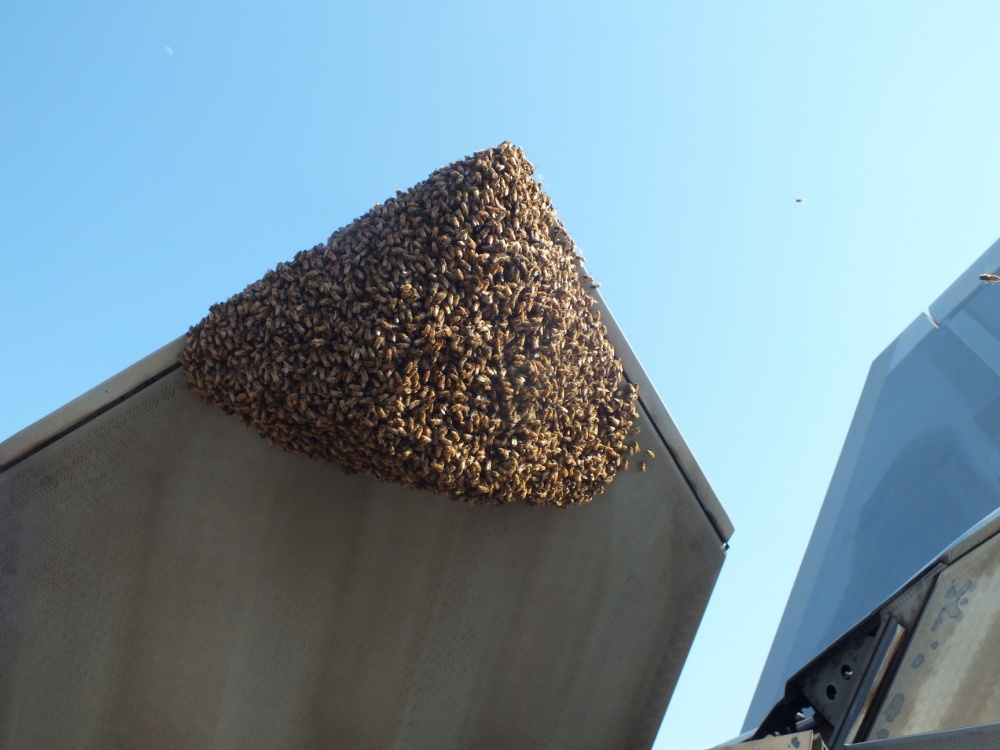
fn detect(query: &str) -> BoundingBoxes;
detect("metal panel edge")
[0,335,187,471]
[847,720,1000,749]
[584,279,733,544]
[1,282,733,546]
[928,234,1000,325]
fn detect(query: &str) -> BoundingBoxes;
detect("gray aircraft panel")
[0,327,726,748]
[746,236,1000,731]
[848,722,1000,750]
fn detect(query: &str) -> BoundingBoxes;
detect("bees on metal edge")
[178,143,640,507]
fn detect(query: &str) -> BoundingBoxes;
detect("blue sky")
[5,2,1000,747]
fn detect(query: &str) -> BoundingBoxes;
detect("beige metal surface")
[850,721,1000,749]
[0,341,726,748]
[0,336,186,470]
[587,288,732,542]
[866,531,1000,740]
[714,729,826,749]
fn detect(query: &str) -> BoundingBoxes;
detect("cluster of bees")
[179,142,640,506]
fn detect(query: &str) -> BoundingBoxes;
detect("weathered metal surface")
[866,530,1000,740]
[714,729,827,749]
[0,338,726,749]
[849,721,1000,749]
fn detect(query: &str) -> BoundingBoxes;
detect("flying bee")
[980,273,1000,284]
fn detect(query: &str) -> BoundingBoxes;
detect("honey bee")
[177,142,643,508]
[980,273,1000,284]
[639,462,647,473]
[645,449,655,458]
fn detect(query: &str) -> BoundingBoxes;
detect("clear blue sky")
[4,2,1000,747]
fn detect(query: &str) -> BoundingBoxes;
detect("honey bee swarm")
[179,142,639,507]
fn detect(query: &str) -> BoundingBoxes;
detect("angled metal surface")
[0,325,727,748]
[715,730,826,750]
[848,721,1000,749]
[865,530,1000,740]
[587,285,733,544]
[0,336,186,471]
[746,236,1000,730]
[739,501,1000,749]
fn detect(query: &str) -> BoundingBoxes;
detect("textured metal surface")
[939,507,1000,565]
[0,336,186,470]
[575,282,732,543]
[714,730,826,749]
[849,721,1000,749]
[0,354,725,748]
[864,531,1000,740]
[840,619,906,747]
[747,236,1000,729]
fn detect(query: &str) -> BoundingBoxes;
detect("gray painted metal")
[0,336,188,470]
[746,236,1000,729]
[0,328,727,747]
[587,291,732,543]
[848,722,1000,749]
[866,529,1000,739]
[738,504,1000,748]
[799,616,884,735]
[714,730,826,749]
